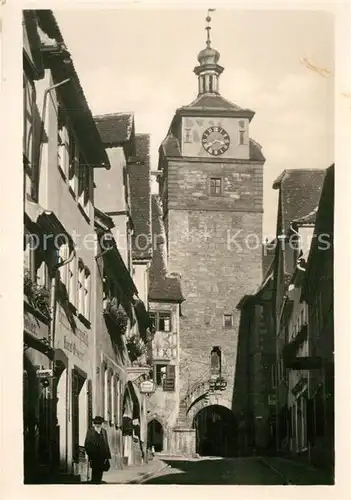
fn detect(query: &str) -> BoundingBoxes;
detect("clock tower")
[156,11,265,456]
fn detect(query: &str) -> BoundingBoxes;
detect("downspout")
[48,246,75,472]
[36,78,71,199]
[94,245,113,416]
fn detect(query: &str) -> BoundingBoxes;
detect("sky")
[54,7,334,238]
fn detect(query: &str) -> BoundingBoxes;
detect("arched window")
[210,346,221,377]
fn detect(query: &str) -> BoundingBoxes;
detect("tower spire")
[205,8,215,47]
[194,8,223,96]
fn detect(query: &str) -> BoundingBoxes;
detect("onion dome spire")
[194,9,224,95]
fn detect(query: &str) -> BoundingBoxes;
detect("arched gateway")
[193,404,237,457]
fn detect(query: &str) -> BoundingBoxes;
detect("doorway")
[147,419,164,452]
[71,368,87,464]
[193,405,237,457]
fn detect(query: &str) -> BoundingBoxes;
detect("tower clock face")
[202,126,230,156]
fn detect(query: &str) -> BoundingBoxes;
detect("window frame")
[154,364,168,387]
[153,363,176,392]
[239,130,245,145]
[77,259,85,316]
[24,229,36,281]
[84,267,91,321]
[23,72,38,201]
[57,110,70,180]
[223,314,233,329]
[149,311,172,332]
[209,177,223,196]
[68,256,77,307]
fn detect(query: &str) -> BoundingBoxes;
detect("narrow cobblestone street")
[141,457,334,485]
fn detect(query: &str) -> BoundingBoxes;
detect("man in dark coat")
[84,416,111,484]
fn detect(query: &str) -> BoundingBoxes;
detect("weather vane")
[205,8,216,47]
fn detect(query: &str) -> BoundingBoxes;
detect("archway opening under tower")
[193,405,237,457]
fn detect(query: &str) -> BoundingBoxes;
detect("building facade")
[93,115,155,469]
[147,195,185,453]
[23,10,155,482]
[271,169,326,454]
[300,164,334,475]
[235,264,276,456]
[149,19,265,456]
[23,9,112,482]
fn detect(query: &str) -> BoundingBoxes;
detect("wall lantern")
[209,376,227,392]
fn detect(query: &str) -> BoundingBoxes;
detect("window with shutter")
[77,153,85,199]
[159,313,171,332]
[23,73,41,201]
[163,364,176,392]
[83,167,90,206]
[155,364,167,387]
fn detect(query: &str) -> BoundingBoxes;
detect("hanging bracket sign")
[140,380,155,394]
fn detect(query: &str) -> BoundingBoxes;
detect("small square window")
[210,177,222,196]
[223,314,233,328]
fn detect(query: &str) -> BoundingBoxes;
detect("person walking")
[84,416,111,484]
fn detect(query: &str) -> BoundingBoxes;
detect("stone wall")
[165,158,263,415]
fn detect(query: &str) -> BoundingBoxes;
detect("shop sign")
[140,380,155,394]
[36,369,53,379]
[24,308,49,340]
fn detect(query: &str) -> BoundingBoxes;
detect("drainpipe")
[36,78,71,195]
[48,247,75,473]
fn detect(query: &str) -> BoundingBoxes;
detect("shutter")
[84,168,90,205]
[306,398,315,443]
[287,406,293,438]
[163,365,175,392]
[87,379,93,429]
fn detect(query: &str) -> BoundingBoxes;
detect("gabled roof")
[273,169,326,233]
[302,164,334,296]
[129,134,152,261]
[94,112,134,147]
[36,10,110,170]
[159,135,181,158]
[177,93,255,120]
[148,195,184,302]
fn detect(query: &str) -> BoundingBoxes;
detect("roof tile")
[94,112,134,146]
[273,169,326,232]
[129,134,152,260]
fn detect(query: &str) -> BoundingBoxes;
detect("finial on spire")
[205,8,216,47]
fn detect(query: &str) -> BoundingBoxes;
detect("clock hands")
[202,127,230,155]
[208,139,225,148]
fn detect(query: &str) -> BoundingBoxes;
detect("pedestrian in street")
[84,416,111,484]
